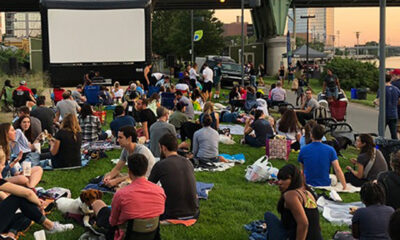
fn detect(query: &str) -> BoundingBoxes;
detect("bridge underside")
[1,0,400,11]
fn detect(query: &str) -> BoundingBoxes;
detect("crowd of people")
[0,63,399,240]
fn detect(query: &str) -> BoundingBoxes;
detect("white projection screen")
[48,9,145,63]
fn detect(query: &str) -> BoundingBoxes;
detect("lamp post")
[378,0,386,137]
[355,31,361,56]
[240,0,245,86]
[191,10,194,64]
[300,15,315,82]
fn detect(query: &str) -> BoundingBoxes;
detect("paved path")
[263,87,389,136]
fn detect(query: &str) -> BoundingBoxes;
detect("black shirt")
[31,106,56,134]
[53,129,82,168]
[138,109,157,133]
[149,155,199,218]
[324,74,338,89]
[0,179,6,186]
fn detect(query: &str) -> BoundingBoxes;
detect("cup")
[33,142,41,154]
[33,230,46,240]
[22,161,31,177]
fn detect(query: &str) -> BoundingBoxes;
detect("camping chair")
[161,92,175,110]
[12,89,30,108]
[124,217,160,240]
[1,86,14,112]
[85,85,101,105]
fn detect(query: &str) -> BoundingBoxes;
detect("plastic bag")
[245,156,278,182]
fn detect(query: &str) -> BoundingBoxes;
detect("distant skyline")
[215,7,400,47]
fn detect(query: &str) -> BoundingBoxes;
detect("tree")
[295,37,325,52]
[152,10,225,60]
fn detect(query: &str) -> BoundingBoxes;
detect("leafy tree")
[295,37,325,52]
[321,57,379,91]
[152,10,225,60]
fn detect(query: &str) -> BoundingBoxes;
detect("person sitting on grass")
[149,133,199,220]
[378,150,400,210]
[276,109,302,150]
[91,153,166,240]
[30,96,56,135]
[199,101,219,131]
[264,164,323,240]
[299,120,326,149]
[149,107,176,158]
[352,182,394,240]
[298,124,347,189]
[389,210,400,240]
[79,103,106,142]
[110,106,135,138]
[48,114,82,169]
[13,106,42,141]
[0,147,74,239]
[169,102,189,133]
[135,98,157,142]
[345,134,388,187]
[193,114,227,163]
[243,109,274,147]
[103,126,155,188]
[270,81,286,106]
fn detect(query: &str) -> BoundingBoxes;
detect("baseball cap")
[390,69,400,75]
[20,80,26,85]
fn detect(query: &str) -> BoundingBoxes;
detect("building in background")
[0,13,5,41]
[288,8,334,47]
[5,12,41,38]
[222,16,248,37]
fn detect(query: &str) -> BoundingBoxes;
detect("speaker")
[9,57,18,74]
[167,55,176,68]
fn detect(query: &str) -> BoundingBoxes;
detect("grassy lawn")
[20,108,361,240]
[262,77,376,108]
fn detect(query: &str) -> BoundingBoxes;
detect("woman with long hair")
[264,164,322,240]
[299,120,326,149]
[345,134,388,187]
[199,101,219,130]
[50,114,82,168]
[0,123,43,188]
[14,116,35,144]
[78,104,103,142]
[0,147,73,238]
[111,81,124,103]
[243,109,274,147]
[276,109,302,150]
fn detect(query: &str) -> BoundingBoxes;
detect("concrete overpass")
[1,0,400,75]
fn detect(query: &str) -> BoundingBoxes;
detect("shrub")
[320,58,379,91]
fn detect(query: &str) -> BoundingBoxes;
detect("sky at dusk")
[215,7,400,47]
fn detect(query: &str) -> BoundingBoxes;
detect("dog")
[56,189,103,217]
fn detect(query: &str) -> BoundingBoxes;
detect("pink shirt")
[109,177,166,240]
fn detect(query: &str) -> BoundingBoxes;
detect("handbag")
[266,136,291,161]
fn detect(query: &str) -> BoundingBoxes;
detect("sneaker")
[47,222,74,234]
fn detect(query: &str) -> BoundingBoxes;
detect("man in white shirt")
[202,63,213,101]
[270,81,287,104]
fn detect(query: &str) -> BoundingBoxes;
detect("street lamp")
[191,10,194,64]
[240,0,245,86]
[300,15,315,82]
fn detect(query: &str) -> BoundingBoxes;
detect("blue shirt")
[110,115,135,136]
[377,85,400,119]
[298,142,337,186]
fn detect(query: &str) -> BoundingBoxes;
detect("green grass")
[20,108,362,240]
[263,77,376,108]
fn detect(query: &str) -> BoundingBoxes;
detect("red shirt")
[16,85,33,95]
[109,177,166,240]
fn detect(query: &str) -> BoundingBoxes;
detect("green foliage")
[321,57,379,91]
[0,47,28,66]
[295,37,325,52]
[152,10,225,60]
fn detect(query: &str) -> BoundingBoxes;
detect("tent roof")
[285,45,328,59]
[40,0,151,9]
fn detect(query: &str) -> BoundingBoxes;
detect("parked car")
[204,56,249,86]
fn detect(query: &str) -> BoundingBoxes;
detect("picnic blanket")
[314,183,361,193]
[196,182,214,200]
[317,196,365,225]
[81,140,120,151]
[219,153,245,164]
[194,162,235,172]
[219,124,245,135]
[40,156,90,171]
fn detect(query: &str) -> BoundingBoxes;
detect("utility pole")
[301,15,315,82]
[337,30,340,47]
[240,0,245,86]
[355,31,361,56]
[378,0,386,137]
[191,10,194,64]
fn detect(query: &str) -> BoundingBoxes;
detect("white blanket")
[219,124,245,135]
[314,183,361,193]
[194,162,235,172]
[317,197,365,225]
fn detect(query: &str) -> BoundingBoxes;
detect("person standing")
[143,62,153,91]
[375,75,400,139]
[202,63,213,101]
[213,62,222,99]
[189,63,200,90]
[390,69,400,139]
[323,69,340,102]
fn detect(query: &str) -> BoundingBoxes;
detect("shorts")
[326,88,338,99]
[202,81,213,93]
[213,80,221,91]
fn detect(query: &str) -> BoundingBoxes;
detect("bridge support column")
[266,36,286,76]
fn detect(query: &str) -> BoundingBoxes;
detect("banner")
[194,30,203,42]
[287,31,292,66]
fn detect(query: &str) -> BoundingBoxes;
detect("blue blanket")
[219,153,245,164]
[196,182,214,200]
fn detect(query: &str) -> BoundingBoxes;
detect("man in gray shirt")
[176,91,194,119]
[295,88,319,126]
[71,84,86,105]
[55,91,81,121]
[150,107,176,158]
